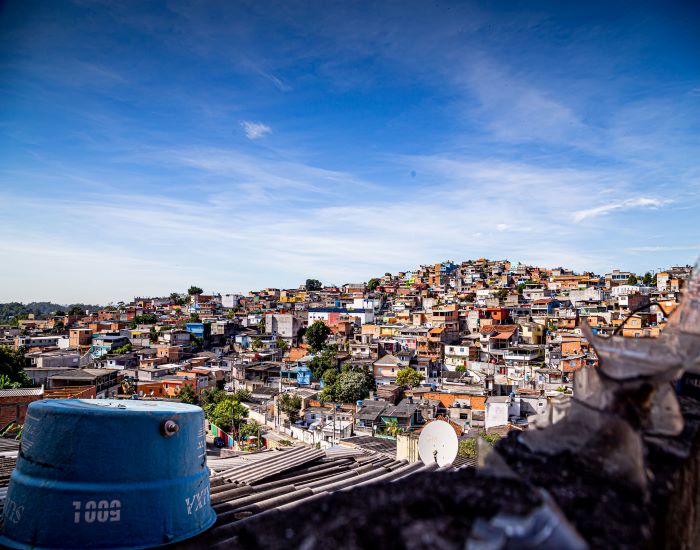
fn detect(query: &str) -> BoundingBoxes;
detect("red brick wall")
[0,395,42,427]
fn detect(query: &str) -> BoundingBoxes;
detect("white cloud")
[240,121,272,140]
[573,197,671,223]
[627,244,700,253]
[0,150,692,302]
[455,56,589,147]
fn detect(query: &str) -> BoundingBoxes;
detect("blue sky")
[1,0,699,303]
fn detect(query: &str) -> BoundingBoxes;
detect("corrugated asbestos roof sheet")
[339,436,397,456]
[0,440,20,454]
[186,444,443,549]
[0,388,44,397]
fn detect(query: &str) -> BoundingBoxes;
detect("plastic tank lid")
[29,399,202,413]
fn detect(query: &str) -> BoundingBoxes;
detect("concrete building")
[48,368,119,398]
[485,396,511,430]
[265,313,302,345]
[26,350,80,369]
[14,335,68,350]
[69,328,92,349]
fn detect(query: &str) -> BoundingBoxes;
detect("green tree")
[367,278,380,292]
[305,279,322,291]
[278,393,302,422]
[334,368,372,403]
[251,336,263,350]
[67,305,85,316]
[134,313,158,325]
[395,367,423,389]
[231,388,252,402]
[187,286,204,297]
[209,398,248,431]
[464,292,476,302]
[319,368,340,403]
[149,326,158,343]
[239,420,262,439]
[496,288,509,301]
[190,335,204,351]
[276,338,288,351]
[321,368,339,387]
[201,388,226,417]
[169,292,186,306]
[309,347,337,380]
[627,274,639,285]
[305,320,331,352]
[0,346,32,388]
[177,384,199,405]
[642,272,653,285]
[189,313,200,322]
[456,365,467,374]
[0,375,23,390]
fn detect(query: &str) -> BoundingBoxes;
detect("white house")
[485,396,511,430]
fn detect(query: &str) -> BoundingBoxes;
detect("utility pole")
[333,403,336,445]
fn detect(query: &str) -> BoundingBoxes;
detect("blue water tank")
[0,399,216,549]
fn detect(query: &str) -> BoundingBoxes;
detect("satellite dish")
[418,420,458,467]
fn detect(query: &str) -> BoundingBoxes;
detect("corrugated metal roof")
[0,388,44,397]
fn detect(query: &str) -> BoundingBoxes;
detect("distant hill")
[0,302,101,322]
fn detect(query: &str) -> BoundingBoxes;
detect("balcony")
[504,349,543,362]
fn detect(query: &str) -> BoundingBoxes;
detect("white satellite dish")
[418,420,458,467]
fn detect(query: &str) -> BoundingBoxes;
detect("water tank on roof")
[0,399,215,549]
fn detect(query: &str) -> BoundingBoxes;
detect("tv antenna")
[418,420,458,467]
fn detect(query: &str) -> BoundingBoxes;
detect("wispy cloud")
[2,1,699,301]
[627,244,700,253]
[459,56,588,146]
[249,65,292,92]
[240,121,272,140]
[573,197,672,223]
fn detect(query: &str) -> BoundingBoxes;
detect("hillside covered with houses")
[0,258,693,451]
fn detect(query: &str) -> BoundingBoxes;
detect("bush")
[395,367,423,389]
[458,432,501,458]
